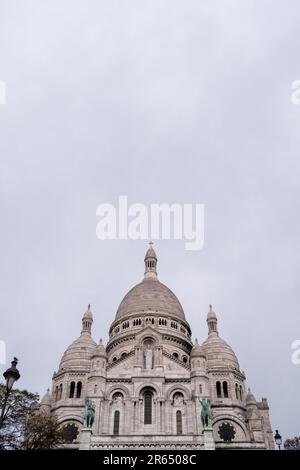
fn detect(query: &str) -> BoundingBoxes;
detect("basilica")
[40,245,274,450]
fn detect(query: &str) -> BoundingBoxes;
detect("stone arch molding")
[166,384,191,401]
[212,414,250,441]
[135,382,161,398]
[105,384,131,401]
[136,329,162,347]
[58,415,84,426]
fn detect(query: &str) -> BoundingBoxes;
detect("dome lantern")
[207,304,218,336]
[81,304,93,335]
[144,241,158,280]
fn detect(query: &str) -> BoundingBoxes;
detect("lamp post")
[274,429,282,450]
[0,358,21,428]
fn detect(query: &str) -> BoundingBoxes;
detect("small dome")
[145,245,157,259]
[92,339,106,358]
[115,279,186,320]
[201,335,240,370]
[41,389,51,405]
[191,339,206,358]
[59,333,97,371]
[246,388,257,406]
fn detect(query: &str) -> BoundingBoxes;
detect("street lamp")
[274,429,282,450]
[0,358,21,428]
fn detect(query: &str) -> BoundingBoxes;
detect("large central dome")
[115,244,186,321]
[116,278,186,320]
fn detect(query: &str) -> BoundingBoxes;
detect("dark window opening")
[76,381,82,398]
[223,381,228,398]
[113,410,120,435]
[144,392,152,424]
[69,381,75,398]
[176,410,183,435]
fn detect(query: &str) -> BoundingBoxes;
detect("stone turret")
[39,389,51,415]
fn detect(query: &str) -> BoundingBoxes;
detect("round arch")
[105,384,131,401]
[212,414,250,441]
[166,384,191,401]
[136,331,162,347]
[57,416,84,425]
[135,382,161,398]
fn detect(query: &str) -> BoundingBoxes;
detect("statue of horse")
[200,398,213,428]
[84,399,95,428]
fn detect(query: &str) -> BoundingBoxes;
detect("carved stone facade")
[41,246,274,449]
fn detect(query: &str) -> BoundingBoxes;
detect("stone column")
[124,399,131,433]
[134,346,142,371]
[95,398,103,434]
[161,399,165,434]
[103,400,111,434]
[99,398,105,434]
[194,398,201,435]
[132,399,138,433]
[164,399,172,434]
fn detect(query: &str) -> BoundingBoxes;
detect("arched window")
[182,356,187,364]
[216,381,222,398]
[55,386,59,401]
[69,381,75,398]
[112,357,117,362]
[239,385,243,401]
[235,383,239,399]
[58,383,63,400]
[176,410,183,435]
[172,352,179,359]
[223,381,228,398]
[113,410,120,435]
[144,391,153,424]
[112,392,123,403]
[94,384,98,394]
[76,381,82,398]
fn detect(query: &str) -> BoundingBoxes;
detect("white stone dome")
[59,333,97,371]
[115,278,186,321]
[201,335,240,370]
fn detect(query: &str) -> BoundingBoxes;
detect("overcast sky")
[0,0,299,441]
